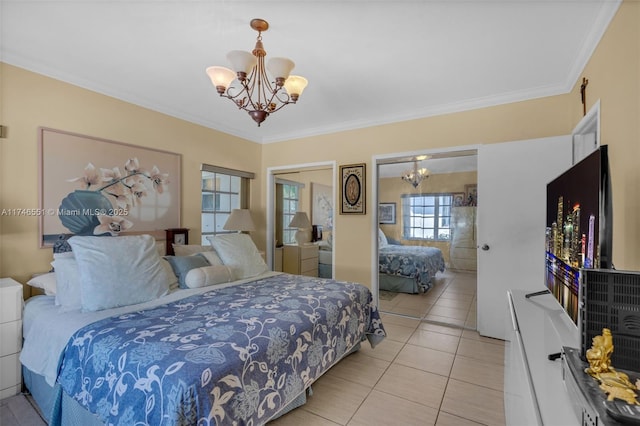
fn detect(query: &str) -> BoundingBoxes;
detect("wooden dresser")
[283,244,319,277]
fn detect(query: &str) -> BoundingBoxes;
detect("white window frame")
[401,193,453,241]
[201,164,254,245]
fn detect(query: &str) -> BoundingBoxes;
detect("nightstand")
[283,245,319,277]
[0,278,23,399]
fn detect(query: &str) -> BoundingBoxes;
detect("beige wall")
[0,64,263,290]
[566,0,639,270]
[2,2,638,291]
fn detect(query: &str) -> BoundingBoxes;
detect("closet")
[449,206,477,271]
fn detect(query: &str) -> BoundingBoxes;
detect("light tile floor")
[271,270,506,426]
[379,269,477,329]
[1,271,504,426]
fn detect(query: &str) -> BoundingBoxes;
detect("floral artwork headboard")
[39,128,181,247]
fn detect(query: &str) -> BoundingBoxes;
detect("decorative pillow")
[172,244,214,257]
[27,272,57,296]
[378,228,389,248]
[165,255,211,289]
[51,257,82,311]
[184,265,233,288]
[195,250,224,266]
[206,234,269,279]
[68,235,171,312]
[160,258,179,291]
[386,237,402,246]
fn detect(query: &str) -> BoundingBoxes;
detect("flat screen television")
[544,145,613,324]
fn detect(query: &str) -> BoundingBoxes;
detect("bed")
[317,240,333,278]
[378,230,445,294]
[22,233,385,426]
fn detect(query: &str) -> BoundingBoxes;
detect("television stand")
[505,289,581,425]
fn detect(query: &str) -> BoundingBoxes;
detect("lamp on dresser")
[289,211,312,245]
[223,209,256,233]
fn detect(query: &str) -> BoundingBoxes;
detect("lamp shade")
[223,209,256,232]
[288,211,311,229]
[289,212,311,245]
[227,50,257,75]
[283,75,308,98]
[266,57,295,79]
[206,66,236,91]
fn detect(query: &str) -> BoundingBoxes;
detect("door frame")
[371,145,480,309]
[266,161,337,272]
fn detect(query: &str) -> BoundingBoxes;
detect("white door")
[477,136,572,339]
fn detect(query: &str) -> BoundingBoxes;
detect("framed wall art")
[378,202,396,224]
[465,184,478,206]
[311,182,333,230]
[452,192,466,207]
[39,127,181,247]
[340,163,366,214]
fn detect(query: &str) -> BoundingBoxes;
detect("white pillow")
[378,228,388,248]
[69,235,171,312]
[27,272,57,296]
[172,244,214,256]
[206,234,268,279]
[195,250,224,265]
[184,265,233,288]
[51,257,82,311]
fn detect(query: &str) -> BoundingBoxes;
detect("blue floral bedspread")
[57,274,385,425]
[379,245,445,292]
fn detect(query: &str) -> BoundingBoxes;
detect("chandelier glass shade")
[401,158,430,188]
[206,19,308,126]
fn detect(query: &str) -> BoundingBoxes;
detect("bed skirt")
[378,273,421,294]
[22,342,363,425]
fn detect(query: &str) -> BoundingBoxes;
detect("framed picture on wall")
[340,163,366,214]
[311,182,333,230]
[452,192,465,207]
[378,203,396,224]
[465,184,478,206]
[39,127,181,247]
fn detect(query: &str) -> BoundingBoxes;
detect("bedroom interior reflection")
[377,151,478,330]
[272,166,334,279]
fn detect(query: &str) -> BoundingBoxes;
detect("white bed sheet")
[21,271,281,386]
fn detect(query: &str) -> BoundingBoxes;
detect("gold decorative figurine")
[585,328,639,405]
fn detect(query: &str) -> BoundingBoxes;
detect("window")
[281,183,300,245]
[201,165,254,245]
[402,193,453,241]
[274,178,304,245]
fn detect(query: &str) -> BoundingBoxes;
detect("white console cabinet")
[0,278,23,399]
[505,289,580,425]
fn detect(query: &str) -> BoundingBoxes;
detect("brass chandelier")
[401,156,430,188]
[206,19,308,126]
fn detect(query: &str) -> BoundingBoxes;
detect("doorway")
[374,149,478,330]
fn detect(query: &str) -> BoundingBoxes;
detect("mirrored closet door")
[376,151,478,329]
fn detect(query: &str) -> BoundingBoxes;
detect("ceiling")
[1,1,620,144]
[378,150,478,178]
